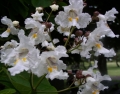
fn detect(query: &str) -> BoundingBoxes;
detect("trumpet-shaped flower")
[0,16,19,37]
[55,0,91,29]
[4,30,42,75]
[38,46,68,80]
[1,40,19,64]
[98,8,118,22]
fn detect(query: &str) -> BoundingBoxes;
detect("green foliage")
[0,89,16,94]
[31,0,53,7]
[0,67,57,94]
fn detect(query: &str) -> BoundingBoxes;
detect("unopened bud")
[75,30,83,36]
[83,3,87,7]
[63,38,68,42]
[45,22,52,28]
[92,16,99,21]
[76,70,84,79]
[12,21,19,26]
[84,31,90,37]
[36,7,43,12]
[93,11,100,16]
[50,4,59,11]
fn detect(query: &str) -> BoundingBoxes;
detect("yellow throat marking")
[32,33,37,38]
[22,57,27,62]
[95,43,101,49]
[6,28,11,33]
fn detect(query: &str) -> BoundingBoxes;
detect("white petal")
[0,31,10,37]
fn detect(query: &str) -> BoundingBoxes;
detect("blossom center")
[32,33,38,38]
[22,57,27,62]
[6,28,11,33]
[92,90,99,94]
[46,57,58,72]
[68,10,79,22]
[95,43,101,49]
[19,48,29,59]
[14,59,19,65]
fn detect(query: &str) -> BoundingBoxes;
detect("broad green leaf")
[31,0,53,7]
[33,75,58,94]
[0,89,16,94]
[3,68,57,94]
[3,68,31,94]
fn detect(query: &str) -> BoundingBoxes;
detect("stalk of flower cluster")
[29,72,35,93]
[37,86,79,93]
[46,10,52,22]
[67,44,81,53]
[48,28,55,47]
[64,26,75,47]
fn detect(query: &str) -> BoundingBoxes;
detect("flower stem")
[46,10,52,22]
[29,72,34,90]
[67,44,80,53]
[34,74,46,91]
[64,27,75,47]
[48,28,55,47]
[37,86,78,93]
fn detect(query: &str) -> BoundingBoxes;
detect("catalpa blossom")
[55,0,91,29]
[1,40,19,65]
[3,30,41,75]
[0,16,19,37]
[97,8,118,22]
[38,46,68,80]
[77,61,111,94]
[25,18,45,45]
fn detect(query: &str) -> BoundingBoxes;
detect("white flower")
[12,21,19,26]
[55,0,91,29]
[0,16,19,37]
[50,4,59,11]
[53,39,59,44]
[97,8,118,22]
[104,48,116,57]
[5,29,40,75]
[1,40,19,64]
[31,11,44,21]
[39,46,68,80]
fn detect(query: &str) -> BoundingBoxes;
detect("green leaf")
[33,75,58,94]
[3,68,31,94]
[8,0,29,19]
[31,0,53,7]
[0,89,16,94]
[3,68,57,94]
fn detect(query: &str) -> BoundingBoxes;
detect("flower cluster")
[0,0,119,93]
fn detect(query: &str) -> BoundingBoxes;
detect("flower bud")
[93,11,99,16]
[83,3,87,7]
[84,31,90,37]
[45,22,52,28]
[92,16,99,21]
[12,21,19,26]
[50,4,59,11]
[63,38,68,42]
[75,30,83,36]
[36,7,43,12]
[76,70,84,79]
